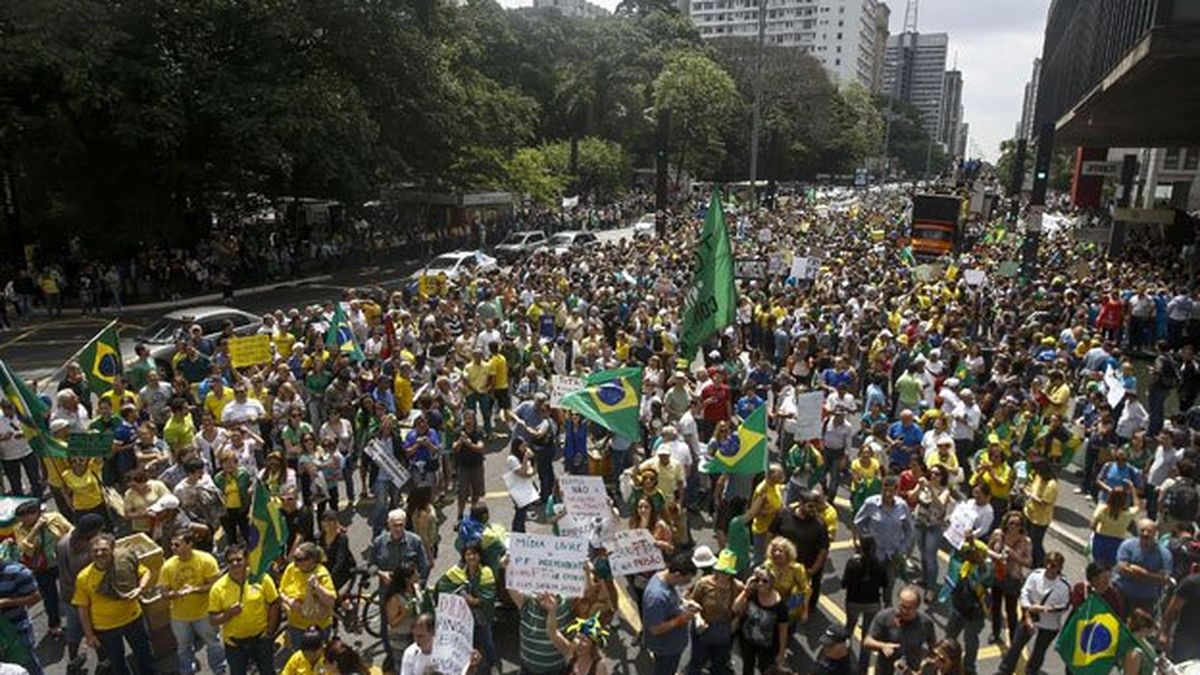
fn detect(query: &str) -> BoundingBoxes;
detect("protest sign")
[734,258,768,280]
[791,391,825,440]
[229,334,272,368]
[912,264,943,283]
[67,432,112,458]
[432,593,474,675]
[507,533,588,597]
[559,476,609,521]
[963,269,986,286]
[364,440,411,490]
[1103,366,1126,408]
[550,375,586,408]
[556,513,615,543]
[767,253,789,275]
[997,261,1021,278]
[502,469,540,509]
[943,502,977,551]
[790,256,817,281]
[607,529,665,576]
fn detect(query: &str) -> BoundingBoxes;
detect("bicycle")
[334,566,382,638]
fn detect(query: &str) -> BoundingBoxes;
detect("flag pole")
[35,318,120,395]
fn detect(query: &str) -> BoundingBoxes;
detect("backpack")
[1161,477,1199,523]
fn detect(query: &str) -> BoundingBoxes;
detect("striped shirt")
[520,599,571,674]
[0,563,38,626]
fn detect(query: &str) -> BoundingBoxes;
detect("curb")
[1048,520,1089,555]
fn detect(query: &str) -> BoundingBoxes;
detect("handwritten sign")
[418,274,448,298]
[432,593,474,675]
[550,375,586,408]
[229,334,272,368]
[507,533,588,597]
[559,476,609,521]
[791,391,826,440]
[363,440,411,489]
[943,502,977,551]
[67,432,113,458]
[502,469,540,509]
[607,529,665,576]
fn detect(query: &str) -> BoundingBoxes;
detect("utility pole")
[748,0,767,211]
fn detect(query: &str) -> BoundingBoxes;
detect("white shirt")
[1019,569,1073,630]
[220,399,266,426]
[1147,445,1183,487]
[956,499,995,537]
[951,402,981,441]
[399,642,435,675]
[822,418,856,451]
[1117,400,1148,439]
[678,411,700,456]
[0,413,31,461]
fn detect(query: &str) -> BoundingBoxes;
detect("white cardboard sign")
[506,533,589,597]
[432,593,474,675]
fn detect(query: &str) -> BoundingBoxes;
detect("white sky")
[494,0,1053,162]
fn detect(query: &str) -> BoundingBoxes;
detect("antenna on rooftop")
[903,0,918,33]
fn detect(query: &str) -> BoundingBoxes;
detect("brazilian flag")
[1055,594,1134,675]
[702,403,767,475]
[0,358,68,459]
[325,303,365,362]
[246,479,289,581]
[78,325,122,394]
[559,367,643,442]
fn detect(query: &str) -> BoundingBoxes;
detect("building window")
[1165,147,1182,170]
[1187,148,1200,171]
[835,58,841,65]
[837,32,842,39]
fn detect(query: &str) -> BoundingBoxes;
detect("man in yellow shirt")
[464,348,494,437]
[278,542,337,653]
[488,342,510,430]
[209,544,280,674]
[72,534,153,675]
[1022,457,1059,568]
[204,377,235,421]
[393,359,415,419]
[158,532,224,675]
[281,628,327,675]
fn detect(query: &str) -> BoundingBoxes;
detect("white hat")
[656,444,672,456]
[691,545,717,569]
[147,494,180,515]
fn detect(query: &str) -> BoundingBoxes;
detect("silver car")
[133,305,263,362]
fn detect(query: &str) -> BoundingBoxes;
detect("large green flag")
[78,324,123,394]
[702,403,767,475]
[247,479,289,581]
[0,359,68,458]
[1055,594,1134,675]
[325,303,365,362]
[679,189,737,359]
[559,367,643,442]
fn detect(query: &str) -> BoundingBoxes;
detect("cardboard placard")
[502,469,540,509]
[790,256,818,281]
[229,334,272,369]
[550,375,586,409]
[363,440,411,490]
[943,502,977,551]
[559,476,609,521]
[791,391,825,440]
[506,533,588,597]
[963,269,986,287]
[607,529,666,576]
[432,593,474,675]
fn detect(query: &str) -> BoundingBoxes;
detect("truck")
[909,193,964,258]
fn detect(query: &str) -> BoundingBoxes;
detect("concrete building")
[939,69,963,156]
[530,0,610,18]
[1014,57,1040,141]
[882,31,948,139]
[683,0,890,91]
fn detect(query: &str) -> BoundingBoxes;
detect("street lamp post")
[748,0,767,212]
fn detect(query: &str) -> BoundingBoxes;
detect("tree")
[652,51,738,182]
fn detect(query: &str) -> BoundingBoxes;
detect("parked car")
[407,250,499,283]
[540,230,598,256]
[133,305,262,363]
[633,213,657,239]
[493,230,547,262]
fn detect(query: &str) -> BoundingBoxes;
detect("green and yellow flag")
[78,324,122,394]
[247,479,289,581]
[702,403,767,475]
[1055,594,1134,675]
[325,303,365,362]
[0,359,68,458]
[679,189,736,359]
[559,367,643,442]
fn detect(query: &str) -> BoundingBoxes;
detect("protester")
[208,544,280,675]
[71,533,154,675]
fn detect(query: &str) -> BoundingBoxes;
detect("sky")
[494,0,1052,162]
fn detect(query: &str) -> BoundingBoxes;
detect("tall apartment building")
[1015,57,1041,141]
[882,31,948,139]
[531,0,610,18]
[683,0,891,93]
[939,69,963,157]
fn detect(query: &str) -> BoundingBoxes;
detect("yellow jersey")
[208,574,279,642]
[73,562,147,631]
[159,551,221,621]
[278,563,336,630]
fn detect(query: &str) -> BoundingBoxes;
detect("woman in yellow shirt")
[279,542,337,651]
[62,456,106,524]
[850,445,883,515]
[1091,483,1139,566]
[747,464,786,564]
[281,628,327,675]
[763,536,811,623]
[970,444,1014,517]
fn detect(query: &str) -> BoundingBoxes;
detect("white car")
[409,250,498,282]
[493,230,547,262]
[540,230,599,256]
[633,213,657,239]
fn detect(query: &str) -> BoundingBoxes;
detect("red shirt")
[701,382,731,423]
[1097,298,1124,330]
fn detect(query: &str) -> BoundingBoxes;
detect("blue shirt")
[887,421,924,467]
[853,495,914,562]
[403,428,441,464]
[367,530,430,581]
[735,394,765,420]
[1098,462,1142,503]
[1114,538,1172,601]
[0,562,38,627]
[642,574,688,656]
[563,418,589,464]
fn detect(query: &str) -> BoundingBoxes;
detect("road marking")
[817,594,1004,661]
[0,327,39,351]
[614,577,643,634]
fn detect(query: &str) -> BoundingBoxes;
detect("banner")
[679,189,737,358]
[791,391,825,440]
[364,440,411,489]
[606,529,665,576]
[432,593,475,675]
[67,432,113,458]
[229,334,272,369]
[506,533,588,597]
[549,375,586,409]
[559,476,610,521]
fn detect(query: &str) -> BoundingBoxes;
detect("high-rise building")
[530,0,609,18]
[939,69,963,156]
[957,122,969,159]
[1015,57,1041,141]
[882,31,948,139]
[683,0,890,92]
[869,3,890,93]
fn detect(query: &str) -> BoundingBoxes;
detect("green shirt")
[727,514,752,576]
[305,371,333,398]
[895,372,924,408]
[519,599,571,674]
[126,358,157,391]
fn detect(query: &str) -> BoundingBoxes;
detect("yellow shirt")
[1045,382,1072,418]
[208,574,279,642]
[1093,504,1139,538]
[281,651,326,675]
[274,331,297,359]
[393,374,414,416]
[73,562,147,630]
[820,503,838,539]
[971,460,1014,499]
[63,465,103,510]
[205,389,236,420]
[1023,475,1058,526]
[163,415,197,452]
[159,551,221,621]
[124,480,170,533]
[278,563,336,630]
[489,353,509,390]
[464,361,491,394]
[751,481,784,535]
[851,457,882,488]
[766,560,811,616]
[224,477,243,510]
[639,458,684,505]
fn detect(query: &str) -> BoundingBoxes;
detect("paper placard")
[432,593,474,675]
[943,502,977,551]
[963,269,986,287]
[791,391,825,440]
[997,261,1020,278]
[1103,366,1126,408]
[559,476,609,521]
[503,469,540,509]
[550,375,586,408]
[229,334,272,369]
[363,440,411,489]
[734,258,768,280]
[506,533,589,597]
[790,256,817,281]
[607,529,666,576]
[67,432,113,458]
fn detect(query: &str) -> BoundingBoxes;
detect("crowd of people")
[0,184,1198,675]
